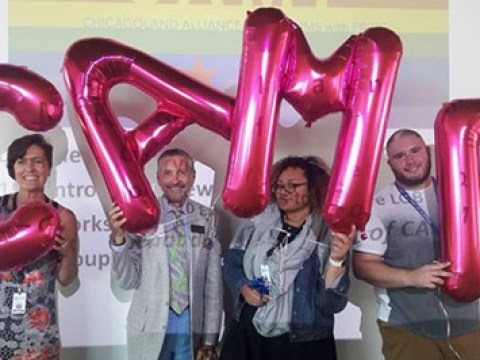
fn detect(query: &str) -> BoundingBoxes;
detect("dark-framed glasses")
[272,182,308,194]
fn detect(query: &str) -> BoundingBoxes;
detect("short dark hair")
[157,148,195,173]
[386,129,425,153]
[7,134,53,179]
[270,156,330,211]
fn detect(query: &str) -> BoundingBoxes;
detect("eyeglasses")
[272,182,308,194]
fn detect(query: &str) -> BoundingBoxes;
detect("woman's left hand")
[330,225,356,262]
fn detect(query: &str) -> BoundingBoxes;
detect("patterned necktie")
[168,210,189,314]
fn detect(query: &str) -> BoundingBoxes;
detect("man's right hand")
[108,203,127,245]
[408,261,453,289]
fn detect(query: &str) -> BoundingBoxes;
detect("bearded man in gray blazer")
[108,148,223,360]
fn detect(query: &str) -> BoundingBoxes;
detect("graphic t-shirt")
[354,183,480,339]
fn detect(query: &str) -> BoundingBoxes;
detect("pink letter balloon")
[435,99,480,302]
[0,202,60,271]
[0,64,63,130]
[64,7,402,235]
[63,38,234,233]
[224,8,403,234]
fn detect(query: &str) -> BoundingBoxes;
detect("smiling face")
[157,154,195,208]
[13,144,51,193]
[274,167,311,217]
[387,133,431,189]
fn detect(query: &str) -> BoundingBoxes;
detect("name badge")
[11,292,27,315]
[191,224,205,234]
[260,264,271,284]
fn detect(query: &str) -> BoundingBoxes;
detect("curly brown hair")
[270,156,330,212]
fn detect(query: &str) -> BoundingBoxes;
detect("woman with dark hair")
[0,134,78,359]
[221,156,354,360]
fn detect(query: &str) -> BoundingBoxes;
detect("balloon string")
[211,192,220,208]
[159,208,214,228]
[436,289,462,359]
[157,191,220,237]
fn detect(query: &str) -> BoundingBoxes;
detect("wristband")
[328,257,345,268]
[112,236,126,246]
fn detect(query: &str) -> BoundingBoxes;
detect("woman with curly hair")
[221,156,354,360]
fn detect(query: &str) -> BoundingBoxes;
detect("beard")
[393,156,432,188]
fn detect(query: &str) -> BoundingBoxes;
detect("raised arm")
[324,227,355,287]
[353,251,452,289]
[108,203,143,290]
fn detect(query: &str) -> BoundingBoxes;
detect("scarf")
[243,205,327,337]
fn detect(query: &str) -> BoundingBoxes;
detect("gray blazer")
[111,197,223,360]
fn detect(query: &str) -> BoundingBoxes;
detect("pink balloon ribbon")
[435,99,480,302]
[0,202,60,271]
[0,64,63,130]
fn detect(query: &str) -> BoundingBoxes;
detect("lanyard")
[266,218,304,258]
[394,181,440,239]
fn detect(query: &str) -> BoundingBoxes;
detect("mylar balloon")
[435,99,480,302]
[223,8,292,217]
[0,202,60,271]
[223,8,403,234]
[64,7,402,235]
[63,38,234,234]
[0,64,63,130]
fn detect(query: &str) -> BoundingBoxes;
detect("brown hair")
[270,156,330,211]
[7,134,53,179]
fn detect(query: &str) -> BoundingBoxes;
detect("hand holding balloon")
[53,223,77,258]
[0,202,60,271]
[107,203,127,245]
